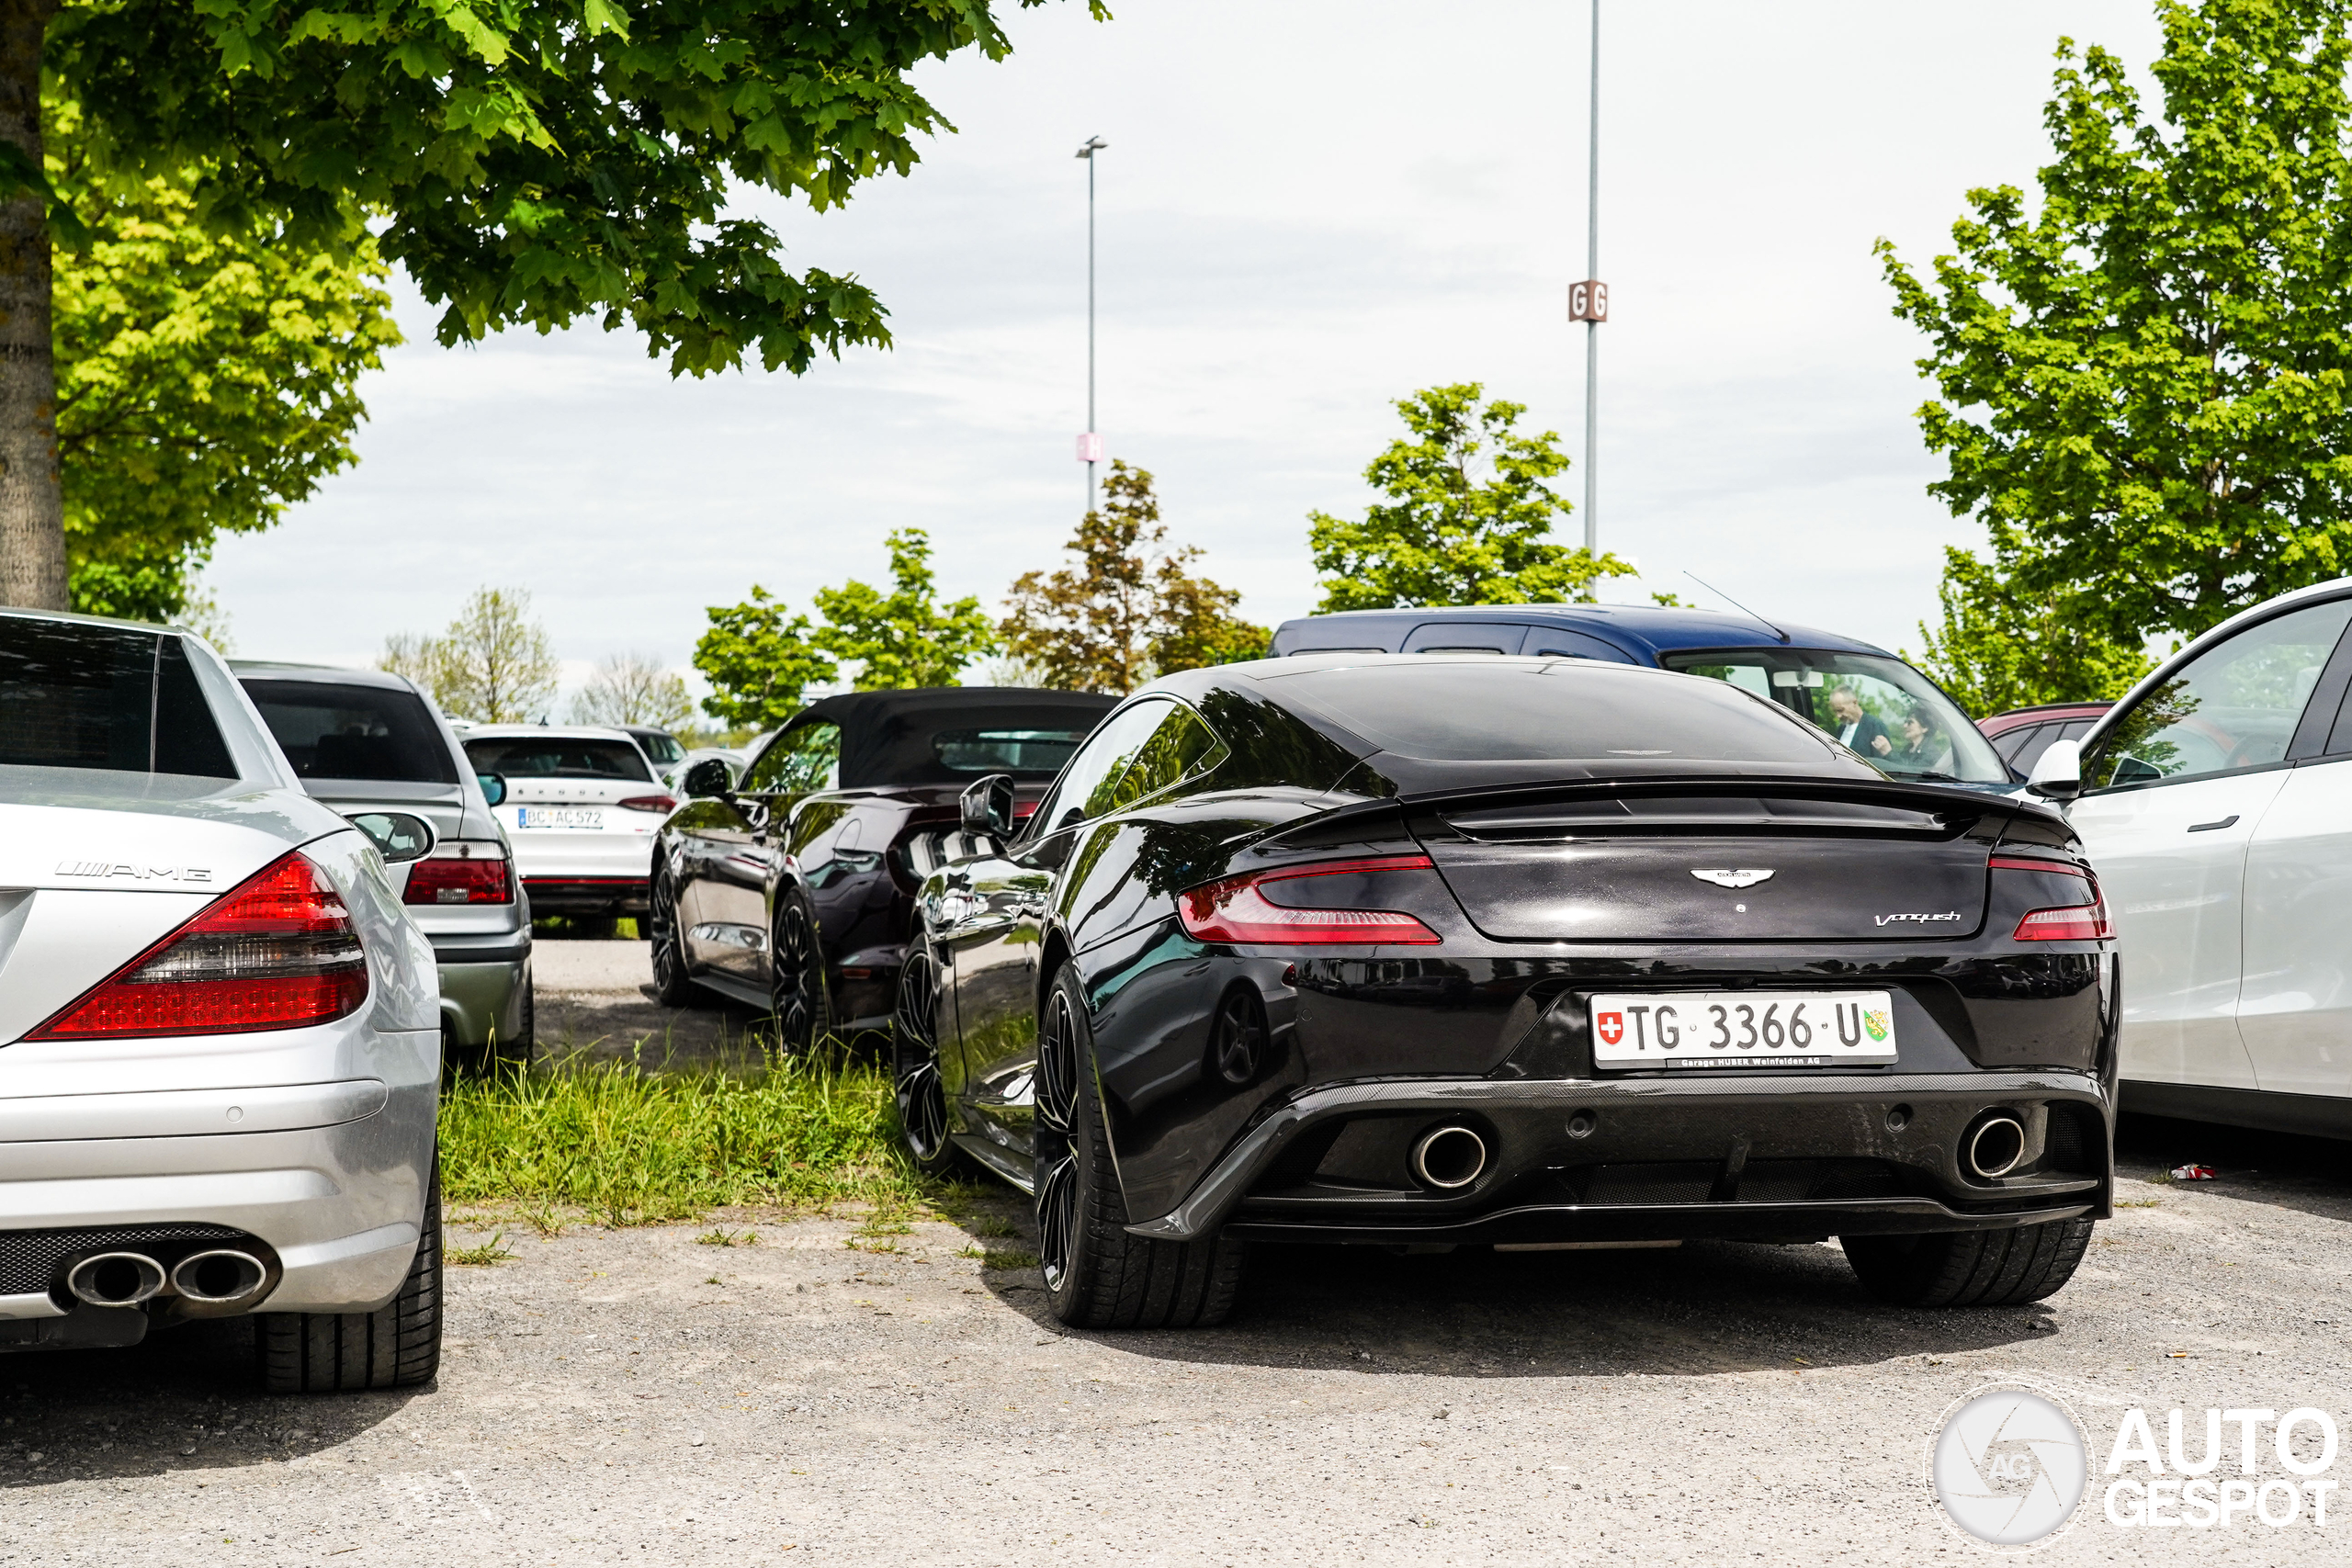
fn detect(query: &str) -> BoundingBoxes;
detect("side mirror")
[2027,738,2084,802]
[681,758,733,800]
[349,810,437,863]
[476,773,507,807]
[959,773,1015,837]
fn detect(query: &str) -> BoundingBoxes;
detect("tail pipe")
[1965,1113,2028,1179]
[1410,1125,1490,1191]
[65,1252,167,1307]
[170,1249,271,1306]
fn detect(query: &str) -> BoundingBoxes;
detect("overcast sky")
[204,0,2166,704]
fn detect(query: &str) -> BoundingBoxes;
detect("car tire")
[257,1166,443,1393]
[1035,964,1246,1330]
[1839,1216,2095,1308]
[649,863,698,1009]
[492,980,535,1067]
[770,895,832,1058]
[891,938,967,1176]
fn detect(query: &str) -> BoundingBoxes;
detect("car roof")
[786,686,1122,729]
[1980,702,2109,729]
[232,660,422,694]
[1269,603,1891,660]
[461,725,638,740]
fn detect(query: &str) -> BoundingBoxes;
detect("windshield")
[1658,649,2010,785]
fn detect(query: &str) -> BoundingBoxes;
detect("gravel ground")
[527,938,767,1068]
[9,940,2352,1564]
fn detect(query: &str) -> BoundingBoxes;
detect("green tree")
[1905,547,2155,715]
[694,586,836,731]
[1308,383,1634,611]
[813,527,996,689]
[1001,460,1266,694]
[570,651,695,730]
[49,96,399,623]
[1882,3,2352,653]
[386,585,558,723]
[0,0,1102,610]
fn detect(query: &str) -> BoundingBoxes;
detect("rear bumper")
[438,954,530,1048]
[524,876,649,916]
[1128,1069,2111,1246]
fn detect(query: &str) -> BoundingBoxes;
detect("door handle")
[2188,815,2240,833]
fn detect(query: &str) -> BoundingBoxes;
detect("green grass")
[438,1051,927,1227]
[444,1232,516,1267]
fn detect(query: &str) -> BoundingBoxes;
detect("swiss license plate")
[1589,990,1897,1068]
[515,807,604,830]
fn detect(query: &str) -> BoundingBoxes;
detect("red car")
[1976,702,2110,775]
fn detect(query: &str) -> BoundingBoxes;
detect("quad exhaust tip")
[1966,1115,2027,1179]
[66,1252,167,1307]
[171,1249,269,1305]
[1411,1125,1489,1190]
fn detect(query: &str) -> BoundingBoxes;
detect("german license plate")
[1589,990,1897,1068]
[515,807,603,830]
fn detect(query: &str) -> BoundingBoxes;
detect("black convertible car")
[651,687,1118,1043]
[893,655,2117,1329]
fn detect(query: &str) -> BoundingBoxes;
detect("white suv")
[460,727,674,927]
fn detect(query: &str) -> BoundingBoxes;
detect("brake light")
[1989,855,2090,877]
[30,852,369,1039]
[1178,855,1443,945]
[404,854,514,906]
[617,795,677,814]
[2014,897,2112,942]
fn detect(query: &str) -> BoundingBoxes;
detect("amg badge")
[1690,868,1773,889]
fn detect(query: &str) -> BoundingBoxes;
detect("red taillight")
[30,852,370,1040]
[403,854,514,906]
[2014,898,2112,942]
[1178,854,1443,946]
[1989,855,2090,878]
[617,795,677,814]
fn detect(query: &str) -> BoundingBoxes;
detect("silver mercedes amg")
[0,609,443,1391]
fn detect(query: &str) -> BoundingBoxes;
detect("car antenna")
[1684,572,1790,644]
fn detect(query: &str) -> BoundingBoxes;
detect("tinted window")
[1269,661,1847,764]
[1403,622,1526,655]
[1525,628,1636,663]
[933,727,1093,777]
[244,680,459,784]
[743,722,841,795]
[2010,726,2071,774]
[0,621,234,777]
[1035,700,1174,832]
[1661,649,2010,784]
[2093,600,2352,789]
[1990,724,2043,763]
[1090,704,1223,816]
[463,736,653,783]
[635,731,685,764]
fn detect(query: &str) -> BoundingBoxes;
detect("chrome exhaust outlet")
[170,1249,269,1306]
[66,1252,167,1307]
[1965,1115,2027,1179]
[1410,1125,1489,1190]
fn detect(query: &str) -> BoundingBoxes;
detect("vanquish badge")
[1691,868,1773,889]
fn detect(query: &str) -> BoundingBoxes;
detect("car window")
[1093,704,1225,816]
[2058,718,2097,740]
[463,736,653,783]
[1990,724,2043,764]
[1402,622,1527,655]
[0,621,234,778]
[933,727,1095,777]
[636,731,684,764]
[742,721,841,795]
[2089,600,2352,790]
[1525,628,1636,663]
[244,680,459,784]
[1660,649,2010,784]
[2010,726,2074,775]
[1033,700,1175,834]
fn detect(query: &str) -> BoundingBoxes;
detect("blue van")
[1268,603,2018,791]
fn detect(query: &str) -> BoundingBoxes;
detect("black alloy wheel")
[769,897,832,1057]
[892,941,963,1174]
[1208,987,1269,1085]
[649,863,696,1008]
[1033,964,1247,1329]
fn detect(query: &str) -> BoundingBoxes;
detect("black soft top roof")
[788,686,1118,787]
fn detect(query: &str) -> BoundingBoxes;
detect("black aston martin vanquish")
[894,655,2116,1329]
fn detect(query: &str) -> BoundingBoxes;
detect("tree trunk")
[0,0,61,611]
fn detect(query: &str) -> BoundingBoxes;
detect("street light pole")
[1582,0,1600,557]
[1076,135,1109,514]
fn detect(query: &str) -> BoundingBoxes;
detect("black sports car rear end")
[900,656,2115,1329]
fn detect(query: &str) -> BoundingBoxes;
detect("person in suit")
[1826,685,1893,758]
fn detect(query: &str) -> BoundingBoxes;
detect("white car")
[0,609,442,1390]
[2028,578,2352,1134]
[459,726,674,927]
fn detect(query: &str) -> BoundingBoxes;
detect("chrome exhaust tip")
[1410,1125,1489,1190]
[1965,1115,2027,1179]
[66,1252,167,1307]
[170,1249,269,1305]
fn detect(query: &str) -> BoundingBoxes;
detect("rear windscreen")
[933,727,1094,777]
[464,736,653,783]
[244,680,458,784]
[0,620,236,777]
[1267,660,1850,765]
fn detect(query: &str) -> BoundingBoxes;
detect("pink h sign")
[1076,433,1104,462]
